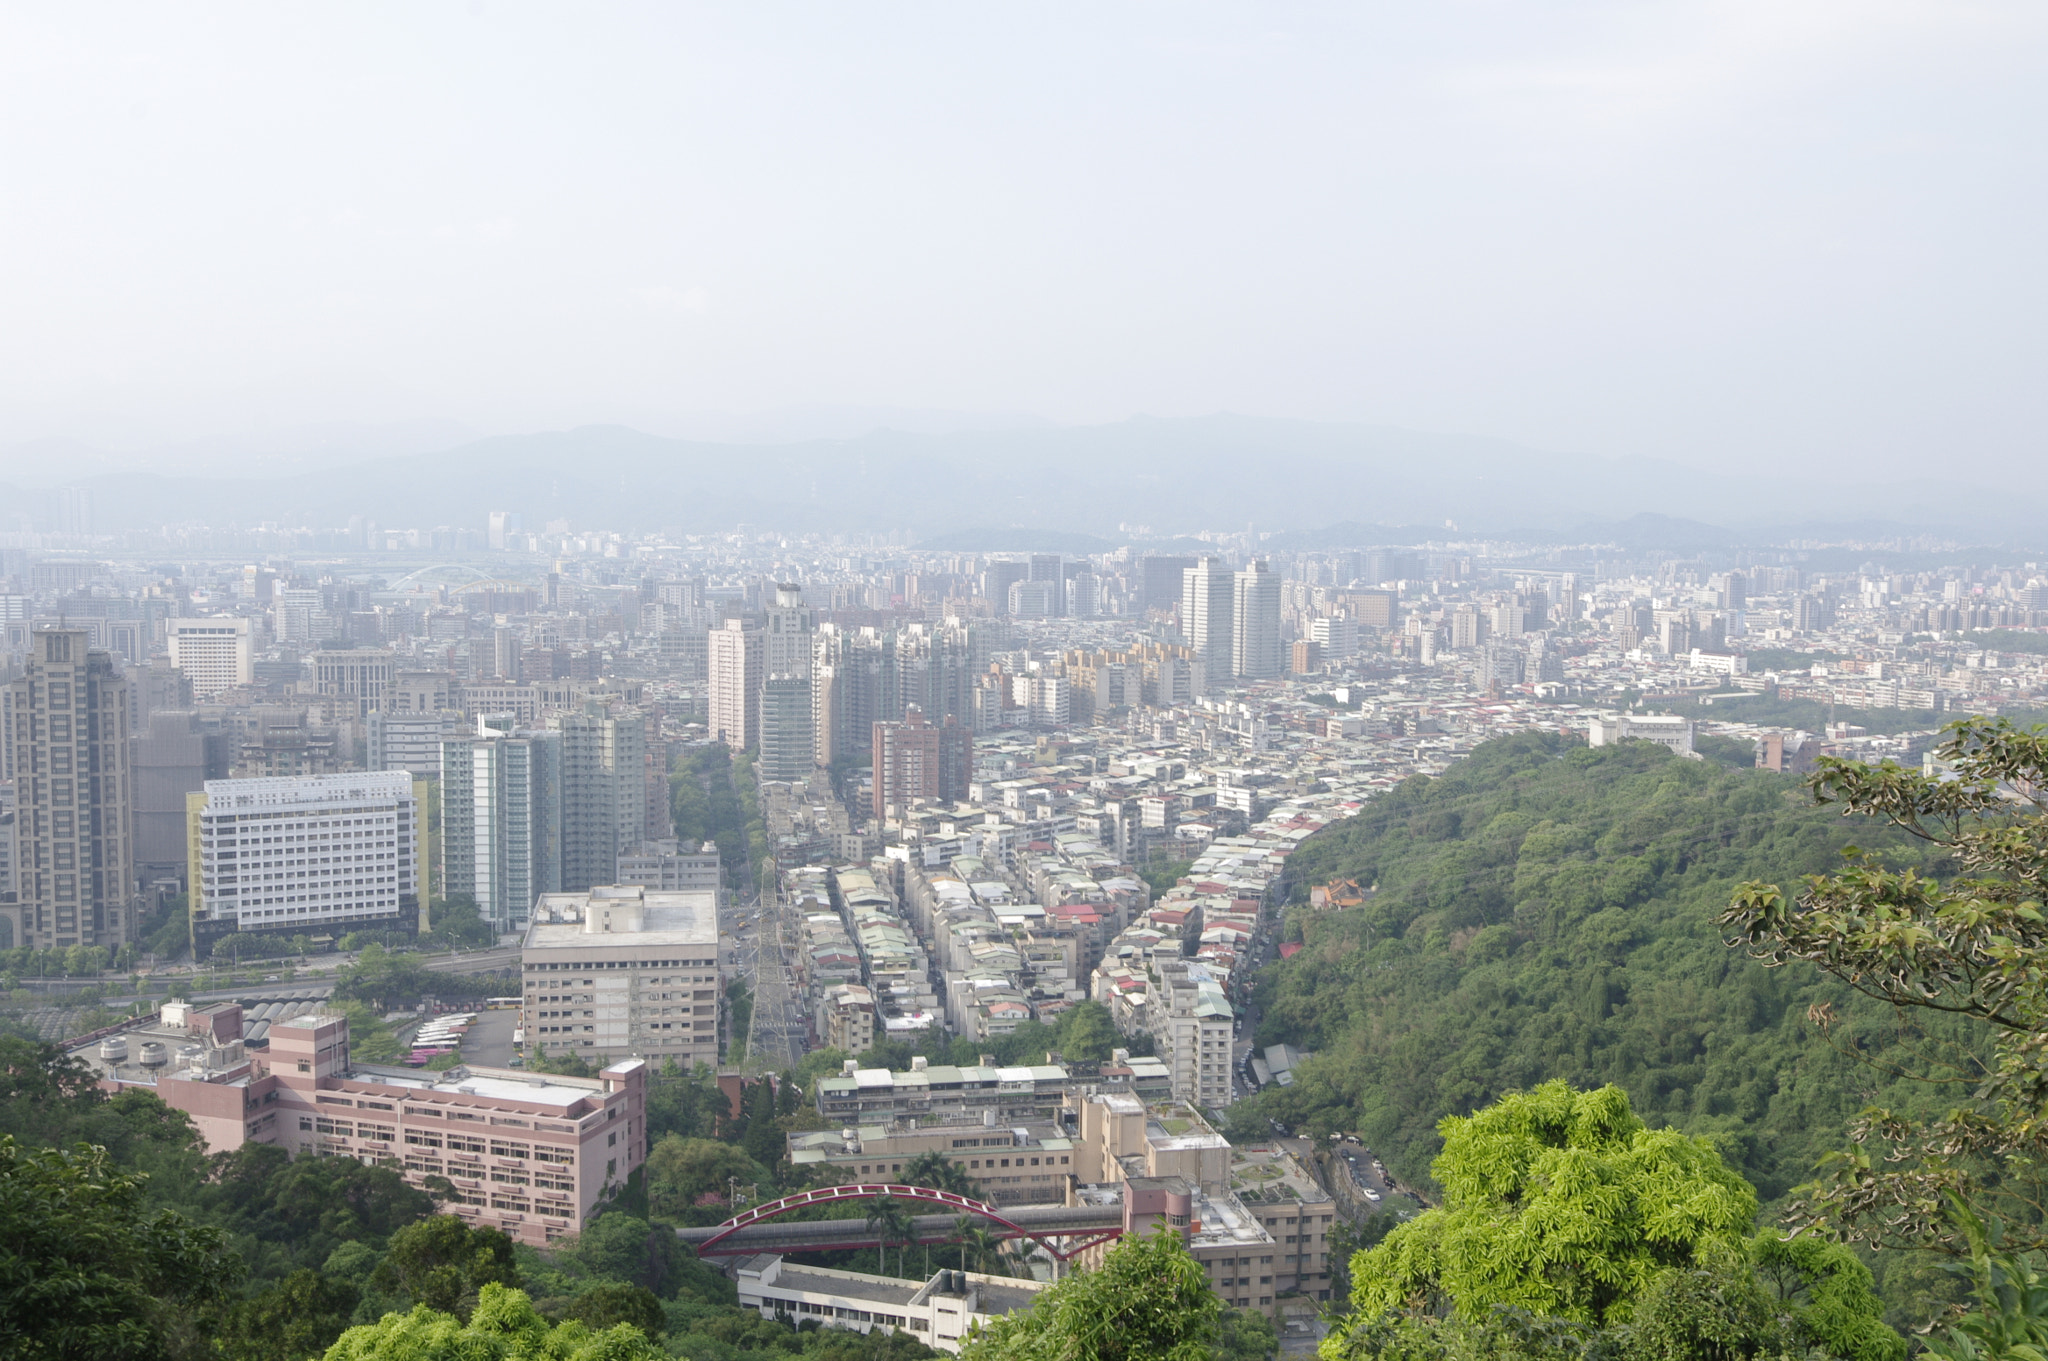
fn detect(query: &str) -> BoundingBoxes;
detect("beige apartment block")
[522,885,720,1070]
[823,982,877,1053]
[788,1115,1077,1206]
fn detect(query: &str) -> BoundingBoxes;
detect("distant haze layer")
[0,416,2031,545]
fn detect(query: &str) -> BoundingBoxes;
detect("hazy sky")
[3,3,2044,481]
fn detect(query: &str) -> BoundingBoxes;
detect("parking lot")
[451,1007,519,1067]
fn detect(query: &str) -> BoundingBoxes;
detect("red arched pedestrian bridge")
[676,1183,1125,1261]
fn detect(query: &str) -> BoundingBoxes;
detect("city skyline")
[8,9,2044,1355]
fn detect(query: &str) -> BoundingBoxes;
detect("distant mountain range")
[0,414,2035,546]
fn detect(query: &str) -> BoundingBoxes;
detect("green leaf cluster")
[1325,1083,1901,1361]
[956,1228,1220,1361]
[1722,718,2048,1259]
[333,944,508,1013]
[1345,1082,1758,1326]
[322,1281,666,1361]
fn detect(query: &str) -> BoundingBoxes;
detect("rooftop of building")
[72,1006,642,1110]
[740,1256,1048,1315]
[1187,1183,1279,1250]
[916,1272,1047,1315]
[345,1060,631,1109]
[199,768,418,802]
[738,1257,923,1307]
[818,1061,1071,1094]
[68,1010,259,1088]
[1146,1108,1230,1153]
[523,885,718,949]
[1228,1142,1335,1207]
[1068,1180,1276,1251]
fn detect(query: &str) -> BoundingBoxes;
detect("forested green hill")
[1238,734,1961,1215]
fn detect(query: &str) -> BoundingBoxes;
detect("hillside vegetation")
[1238,734,1961,1215]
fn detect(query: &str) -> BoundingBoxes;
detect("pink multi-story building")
[73,1002,646,1246]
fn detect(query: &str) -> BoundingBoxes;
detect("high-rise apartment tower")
[1180,558,1235,673]
[1232,560,1283,679]
[707,619,763,751]
[759,673,815,782]
[6,630,135,950]
[552,704,646,893]
[871,704,971,821]
[442,719,563,930]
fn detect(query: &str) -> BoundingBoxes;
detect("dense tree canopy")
[0,1136,238,1361]
[646,1056,725,1145]
[1715,717,2048,1351]
[321,1282,666,1361]
[372,1215,521,1319]
[217,1269,362,1361]
[671,744,750,892]
[206,1141,436,1271]
[421,894,498,950]
[331,944,504,1011]
[957,1228,1219,1361]
[647,1136,770,1221]
[1240,734,1950,1218]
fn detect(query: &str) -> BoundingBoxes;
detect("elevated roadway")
[677,1201,1123,1258]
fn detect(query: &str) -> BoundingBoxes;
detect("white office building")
[1180,558,1235,671]
[1586,713,1697,756]
[1231,561,1283,680]
[616,839,721,893]
[271,588,326,645]
[1152,959,1235,1109]
[167,617,254,699]
[1309,615,1359,659]
[764,583,817,674]
[188,771,427,940]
